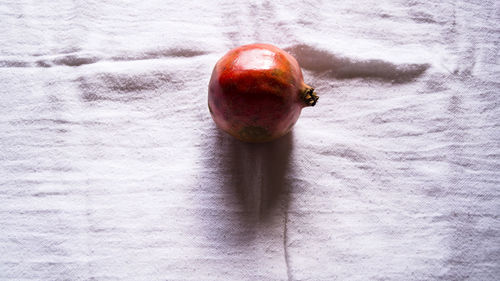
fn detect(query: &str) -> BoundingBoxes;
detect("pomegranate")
[208,43,318,143]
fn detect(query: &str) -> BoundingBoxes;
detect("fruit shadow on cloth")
[215,129,293,221]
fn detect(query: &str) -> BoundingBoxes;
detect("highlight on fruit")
[208,43,318,143]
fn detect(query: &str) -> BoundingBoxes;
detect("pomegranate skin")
[208,43,318,143]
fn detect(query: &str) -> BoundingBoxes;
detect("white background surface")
[1,0,499,280]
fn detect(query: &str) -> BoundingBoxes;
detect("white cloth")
[1,0,499,280]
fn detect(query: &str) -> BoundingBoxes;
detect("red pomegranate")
[208,43,318,143]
